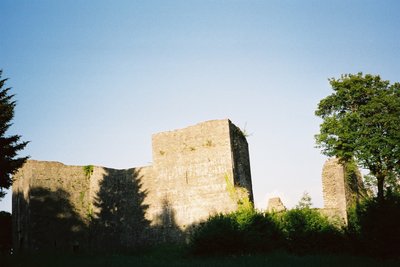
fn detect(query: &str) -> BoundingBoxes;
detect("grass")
[3,245,400,267]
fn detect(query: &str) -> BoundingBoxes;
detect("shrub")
[234,209,284,253]
[189,213,242,255]
[189,205,345,256]
[189,209,284,255]
[349,193,400,258]
[281,208,344,253]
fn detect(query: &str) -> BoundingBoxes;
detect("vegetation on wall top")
[83,165,94,179]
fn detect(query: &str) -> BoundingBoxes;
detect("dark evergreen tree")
[0,70,28,199]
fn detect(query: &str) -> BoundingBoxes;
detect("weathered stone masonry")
[12,119,253,251]
[266,158,366,224]
[320,158,366,224]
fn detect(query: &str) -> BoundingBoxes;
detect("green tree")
[315,73,400,201]
[295,192,312,209]
[0,70,29,199]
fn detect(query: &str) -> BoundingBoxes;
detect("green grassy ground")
[3,246,400,267]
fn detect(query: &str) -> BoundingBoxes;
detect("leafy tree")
[315,73,400,201]
[295,192,312,209]
[347,193,400,258]
[0,70,28,199]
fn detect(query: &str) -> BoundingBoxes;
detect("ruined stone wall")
[150,120,242,231]
[267,197,286,213]
[322,158,348,221]
[12,161,92,251]
[321,158,365,224]
[12,119,253,252]
[229,123,253,201]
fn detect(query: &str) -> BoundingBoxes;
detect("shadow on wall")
[150,198,184,244]
[91,169,186,249]
[14,188,87,252]
[14,168,186,252]
[91,168,151,250]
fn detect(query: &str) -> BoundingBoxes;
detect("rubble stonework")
[321,158,365,224]
[267,197,286,213]
[12,119,253,252]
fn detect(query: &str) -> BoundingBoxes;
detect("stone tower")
[267,197,286,213]
[321,158,365,224]
[12,119,253,252]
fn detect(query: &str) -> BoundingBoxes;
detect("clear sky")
[1,0,399,212]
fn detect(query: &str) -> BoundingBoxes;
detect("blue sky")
[1,0,400,212]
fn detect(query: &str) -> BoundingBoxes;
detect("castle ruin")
[266,158,366,223]
[12,119,253,252]
[12,119,366,252]
[321,158,366,224]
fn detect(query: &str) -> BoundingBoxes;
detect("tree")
[295,192,312,209]
[315,73,400,202]
[0,70,29,199]
[0,211,12,253]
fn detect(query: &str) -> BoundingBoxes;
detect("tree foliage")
[315,73,400,201]
[0,70,29,199]
[295,192,312,209]
[347,193,400,258]
[189,194,344,256]
[189,209,284,255]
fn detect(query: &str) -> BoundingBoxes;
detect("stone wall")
[321,158,365,224]
[12,161,92,251]
[12,119,253,252]
[229,123,253,201]
[321,158,348,221]
[267,197,286,213]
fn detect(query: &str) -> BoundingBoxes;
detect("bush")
[189,209,284,255]
[234,209,284,253]
[348,193,400,258]
[189,206,344,256]
[281,208,344,254]
[190,194,400,258]
[189,213,242,255]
